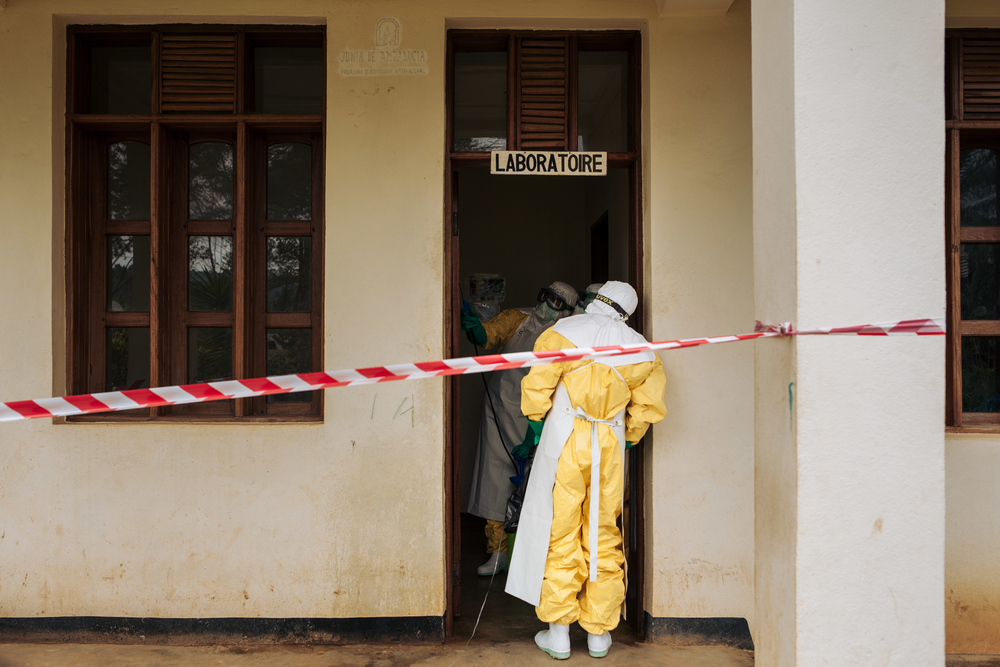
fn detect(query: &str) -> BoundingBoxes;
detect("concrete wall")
[2,0,990,656]
[645,0,756,627]
[944,0,1000,655]
[753,1,946,666]
[0,0,758,628]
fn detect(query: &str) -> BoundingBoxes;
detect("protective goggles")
[537,288,574,313]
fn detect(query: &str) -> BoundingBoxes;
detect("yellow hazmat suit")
[520,328,666,634]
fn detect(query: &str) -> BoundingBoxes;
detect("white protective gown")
[467,309,566,521]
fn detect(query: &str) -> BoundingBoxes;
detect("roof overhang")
[658,0,737,16]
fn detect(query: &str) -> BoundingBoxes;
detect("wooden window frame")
[946,29,1000,431]
[66,24,326,423]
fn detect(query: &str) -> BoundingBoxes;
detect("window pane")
[267,143,312,220]
[189,142,234,220]
[453,52,507,152]
[107,327,150,391]
[107,236,150,311]
[254,47,324,114]
[90,47,151,115]
[961,243,1000,320]
[963,337,1000,412]
[961,148,999,227]
[578,51,627,152]
[188,328,233,383]
[108,141,150,220]
[188,236,233,312]
[267,237,312,312]
[267,329,312,403]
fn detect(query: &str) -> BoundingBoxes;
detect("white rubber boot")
[476,551,507,576]
[535,623,571,660]
[587,631,612,658]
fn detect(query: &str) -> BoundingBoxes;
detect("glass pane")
[108,141,151,220]
[107,236,150,311]
[188,328,233,384]
[963,337,1000,412]
[267,329,312,403]
[90,47,151,114]
[254,47,324,114]
[188,236,233,312]
[961,244,1000,320]
[577,51,628,152]
[267,237,312,312]
[106,328,150,392]
[189,142,234,220]
[961,149,999,227]
[267,143,312,220]
[453,52,507,152]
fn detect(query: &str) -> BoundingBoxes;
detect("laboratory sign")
[490,151,608,176]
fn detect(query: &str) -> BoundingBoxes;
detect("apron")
[467,310,557,521]
[505,362,628,610]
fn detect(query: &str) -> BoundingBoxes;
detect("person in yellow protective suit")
[505,281,666,660]
[463,281,579,576]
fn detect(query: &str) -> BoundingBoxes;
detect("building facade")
[0,0,994,664]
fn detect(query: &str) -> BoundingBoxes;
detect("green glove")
[512,418,545,460]
[625,441,637,451]
[461,312,487,345]
[528,418,545,443]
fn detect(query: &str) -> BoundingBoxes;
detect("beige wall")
[944,0,1000,655]
[0,0,745,635]
[645,0,756,626]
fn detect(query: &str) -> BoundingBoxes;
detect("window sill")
[947,423,1000,434]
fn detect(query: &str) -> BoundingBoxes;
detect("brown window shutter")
[517,37,569,150]
[961,37,1000,120]
[159,34,237,113]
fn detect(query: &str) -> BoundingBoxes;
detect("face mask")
[535,302,562,322]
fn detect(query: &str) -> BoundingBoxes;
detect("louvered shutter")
[159,34,237,113]
[517,37,569,150]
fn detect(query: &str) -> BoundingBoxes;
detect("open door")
[445,29,645,639]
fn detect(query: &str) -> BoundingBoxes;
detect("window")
[945,31,1000,428]
[66,26,325,421]
[449,31,638,153]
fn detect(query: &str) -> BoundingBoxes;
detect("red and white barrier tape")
[0,318,944,423]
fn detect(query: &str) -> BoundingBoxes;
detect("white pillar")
[752,1,946,665]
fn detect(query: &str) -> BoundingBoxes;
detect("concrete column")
[751,1,945,665]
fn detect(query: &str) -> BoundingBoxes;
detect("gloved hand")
[512,418,545,460]
[625,441,637,451]
[461,311,487,345]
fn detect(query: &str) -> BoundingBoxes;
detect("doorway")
[444,28,645,640]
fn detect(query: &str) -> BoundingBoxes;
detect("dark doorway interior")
[591,212,610,284]
[451,168,639,643]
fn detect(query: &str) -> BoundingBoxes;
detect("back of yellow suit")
[520,325,666,634]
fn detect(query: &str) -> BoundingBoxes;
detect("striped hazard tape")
[0,318,944,423]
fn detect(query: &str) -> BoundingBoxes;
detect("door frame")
[444,28,644,637]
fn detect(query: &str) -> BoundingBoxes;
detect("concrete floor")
[0,643,755,666]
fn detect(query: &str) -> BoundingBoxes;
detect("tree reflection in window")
[961,149,999,227]
[267,236,311,312]
[267,329,311,403]
[189,142,234,220]
[108,235,150,311]
[188,236,233,312]
[188,328,232,384]
[267,143,311,220]
[108,141,150,220]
